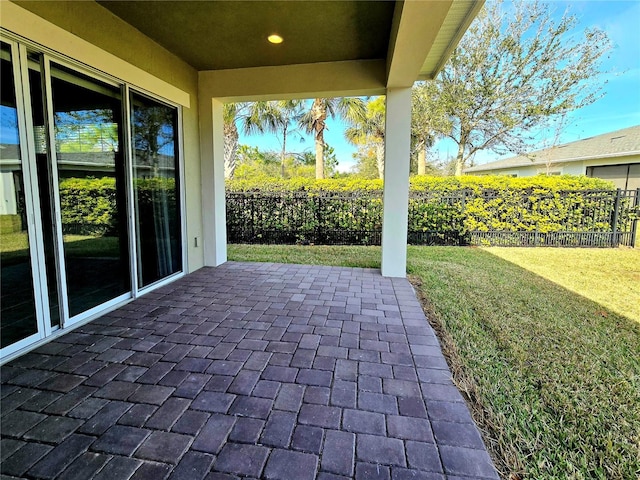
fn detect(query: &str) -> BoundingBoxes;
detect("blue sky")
[239,0,640,172]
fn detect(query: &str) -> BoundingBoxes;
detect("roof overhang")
[9,0,483,99]
[387,0,482,86]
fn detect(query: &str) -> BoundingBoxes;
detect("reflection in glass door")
[49,63,131,318]
[0,41,39,348]
[130,92,182,287]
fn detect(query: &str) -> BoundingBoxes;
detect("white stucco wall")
[0,171,18,215]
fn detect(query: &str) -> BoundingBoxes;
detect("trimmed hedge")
[0,215,23,234]
[55,174,637,247]
[59,177,176,235]
[227,174,613,193]
[59,178,118,234]
[226,175,639,246]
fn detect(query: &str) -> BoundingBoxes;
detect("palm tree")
[300,97,366,179]
[223,100,304,179]
[263,100,304,178]
[346,88,445,178]
[224,101,282,179]
[223,103,243,179]
[345,97,386,179]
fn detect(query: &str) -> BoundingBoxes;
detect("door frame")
[0,38,49,358]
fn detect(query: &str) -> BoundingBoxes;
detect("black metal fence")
[226,188,639,247]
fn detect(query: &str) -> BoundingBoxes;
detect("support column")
[381,87,411,277]
[199,97,227,266]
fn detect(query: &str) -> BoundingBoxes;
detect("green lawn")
[228,244,640,479]
[228,244,381,268]
[1,232,119,264]
[485,247,640,322]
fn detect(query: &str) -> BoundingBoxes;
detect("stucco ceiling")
[9,0,483,96]
[97,1,396,71]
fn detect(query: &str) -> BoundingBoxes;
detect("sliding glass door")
[1,36,184,359]
[27,51,61,328]
[50,63,131,317]
[130,92,182,287]
[0,41,39,348]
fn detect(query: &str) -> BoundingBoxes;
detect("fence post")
[611,188,622,247]
[460,190,467,246]
[250,193,255,242]
[315,194,321,244]
[632,188,640,248]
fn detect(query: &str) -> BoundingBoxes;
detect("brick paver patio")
[1,262,498,479]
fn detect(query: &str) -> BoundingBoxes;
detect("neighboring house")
[0,1,482,360]
[1,142,176,217]
[464,125,640,190]
[0,144,21,215]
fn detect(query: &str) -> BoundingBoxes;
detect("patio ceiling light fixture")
[267,33,284,44]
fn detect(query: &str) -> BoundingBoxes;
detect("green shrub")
[59,177,176,235]
[55,174,633,246]
[227,174,613,193]
[226,175,638,245]
[59,177,118,234]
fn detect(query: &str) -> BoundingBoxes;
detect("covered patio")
[1,262,498,479]
[1,2,499,478]
[1,0,481,358]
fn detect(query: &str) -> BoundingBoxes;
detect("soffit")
[9,0,483,95]
[97,0,396,71]
[419,0,483,79]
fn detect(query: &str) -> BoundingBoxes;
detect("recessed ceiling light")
[268,34,284,44]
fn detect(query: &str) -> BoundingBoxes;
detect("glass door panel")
[0,41,38,348]
[130,92,182,287]
[27,52,60,327]
[50,63,130,317]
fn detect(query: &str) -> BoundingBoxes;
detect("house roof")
[0,144,20,161]
[464,125,640,173]
[0,144,176,172]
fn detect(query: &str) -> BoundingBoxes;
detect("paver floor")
[1,262,498,479]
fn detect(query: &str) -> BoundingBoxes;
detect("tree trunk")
[454,142,465,177]
[417,143,427,175]
[375,141,385,179]
[312,99,327,179]
[281,124,288,178]
[223,122,239,179]
[315,135,324,179]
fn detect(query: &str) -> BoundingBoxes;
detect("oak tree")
[430,0,612,175]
